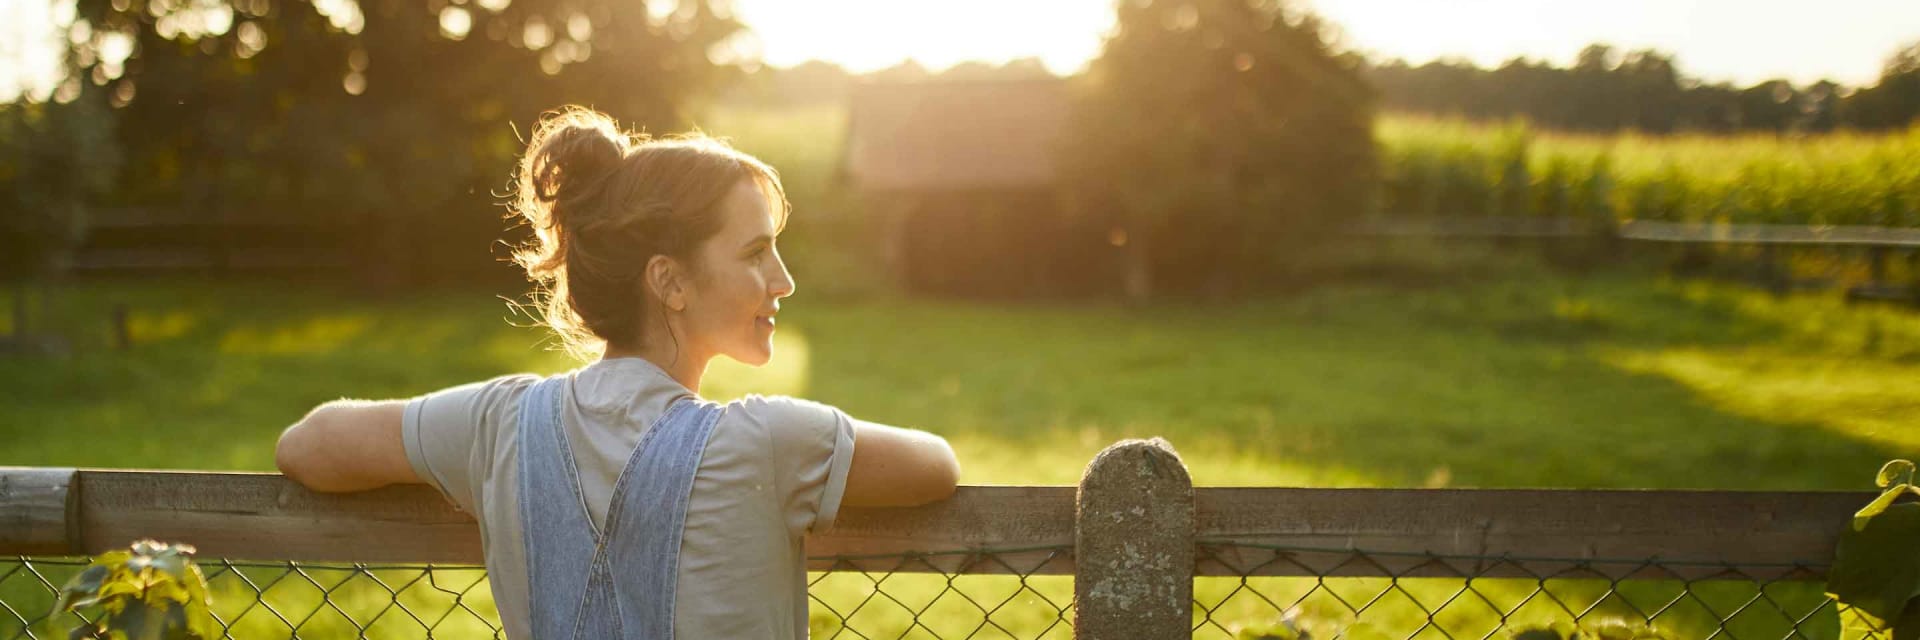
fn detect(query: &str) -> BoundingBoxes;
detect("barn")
[840,77,1119,298]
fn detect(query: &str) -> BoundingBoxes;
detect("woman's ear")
[645,255,687,312]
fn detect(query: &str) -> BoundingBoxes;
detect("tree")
[1843,41,1920,129]
[52,0,743,287]
[0,87,119,354]
[1064,0,1376,300]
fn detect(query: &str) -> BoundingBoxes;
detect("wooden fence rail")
[1354,215,1920,248]
[1355,215,1920,302]
[0,440,1880,639]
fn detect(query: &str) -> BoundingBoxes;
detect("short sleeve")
[401,373,539,515]
[740,395,858,535]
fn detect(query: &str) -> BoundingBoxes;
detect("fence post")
[1075,438,1194,640]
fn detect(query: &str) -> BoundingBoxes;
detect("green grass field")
[5,259,1915,488]
[4,254,1917,639]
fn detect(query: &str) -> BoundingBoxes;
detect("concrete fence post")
[1074,438,1194,640]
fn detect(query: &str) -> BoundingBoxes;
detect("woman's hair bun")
[519,106,630,218]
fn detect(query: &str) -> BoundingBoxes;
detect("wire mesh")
[1192,539,1893,640]
[1,545,1077,640]
[3,542,1895,640]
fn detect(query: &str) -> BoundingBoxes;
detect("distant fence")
[0,441,1891,639]
[1357,216,1920,301]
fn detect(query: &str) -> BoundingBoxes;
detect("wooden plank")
[1620,220,1920,247]
[74,471,482,564]
[1354,216,1599,239]
[806,485,1075,574]
[1194,487,1876,580]
[0,468,77,555]
[37,470,1075,573]
[69,249,215,271]
[1,470,1880,581]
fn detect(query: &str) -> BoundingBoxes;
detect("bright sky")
[734,0,1920,86]
[4,0,1918,99]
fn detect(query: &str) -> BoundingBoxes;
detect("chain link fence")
[1192,539,1891,640]
[5,543,1891,640]
[2,546,1077,640]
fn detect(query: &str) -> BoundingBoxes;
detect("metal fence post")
[1074,438,1194,640]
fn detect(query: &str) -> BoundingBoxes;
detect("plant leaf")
[1856,485,1912,531]
[1828,502,1920,622]
[1879,460,1917,489]
[54,565,111,614]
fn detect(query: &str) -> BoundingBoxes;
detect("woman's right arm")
[840,420,960,508]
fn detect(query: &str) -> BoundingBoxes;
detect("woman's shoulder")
[412,372,546,418]
[723,394,843,423]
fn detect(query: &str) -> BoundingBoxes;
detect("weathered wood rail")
[1355,215,1920,302]
[1354,216,1920,247]
[0,451,1870,577]
[0,440,1878,639]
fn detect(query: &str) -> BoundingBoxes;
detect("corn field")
[1378,117,1920,227]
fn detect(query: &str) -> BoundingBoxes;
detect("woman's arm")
[275,399,420,492]
[840,421,960,508]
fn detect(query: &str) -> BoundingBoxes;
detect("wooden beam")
[1619,220,1920,248]
[1194,487,1875,580]
[0,470,1877,580]
[25,470,1077,573]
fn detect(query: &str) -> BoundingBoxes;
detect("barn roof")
[842,78,1069,191]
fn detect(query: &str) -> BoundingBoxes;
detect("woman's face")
[680,177,794,367]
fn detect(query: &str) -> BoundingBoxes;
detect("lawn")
[3,262,1915,489]
[3,259,1917,639]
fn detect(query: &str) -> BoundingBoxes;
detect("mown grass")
[4,255,1918,638]
[5,259,1916,487]
[8,104,1920,638]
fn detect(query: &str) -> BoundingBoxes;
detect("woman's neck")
[600,343,709,395]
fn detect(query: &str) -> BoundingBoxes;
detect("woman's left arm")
[275,399,420,492]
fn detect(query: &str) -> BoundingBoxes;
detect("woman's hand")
[275,399,420,492]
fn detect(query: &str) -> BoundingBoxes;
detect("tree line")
[1368,42,1920,134]
[3,0,744,289]
[4,0,1915,302]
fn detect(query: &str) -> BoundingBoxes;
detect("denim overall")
[516,375,723,640]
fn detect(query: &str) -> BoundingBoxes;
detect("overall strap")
[517,373,724,640]
[516,375,603,639]
[601,398,724,637]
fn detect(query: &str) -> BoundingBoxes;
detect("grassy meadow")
[4,257,1918,487]
[4,253,1918,638]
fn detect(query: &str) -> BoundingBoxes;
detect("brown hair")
[509,105,789,362]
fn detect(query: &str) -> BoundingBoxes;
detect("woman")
[274,105,962,639]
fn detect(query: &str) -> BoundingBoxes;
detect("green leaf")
[1881,460,1918,489]
[54,565,111,613]
[1857,485,1912,531]
[148,552,187,581]
[1827,502,1920,622]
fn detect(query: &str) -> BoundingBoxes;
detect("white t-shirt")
[400,357,858,640]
